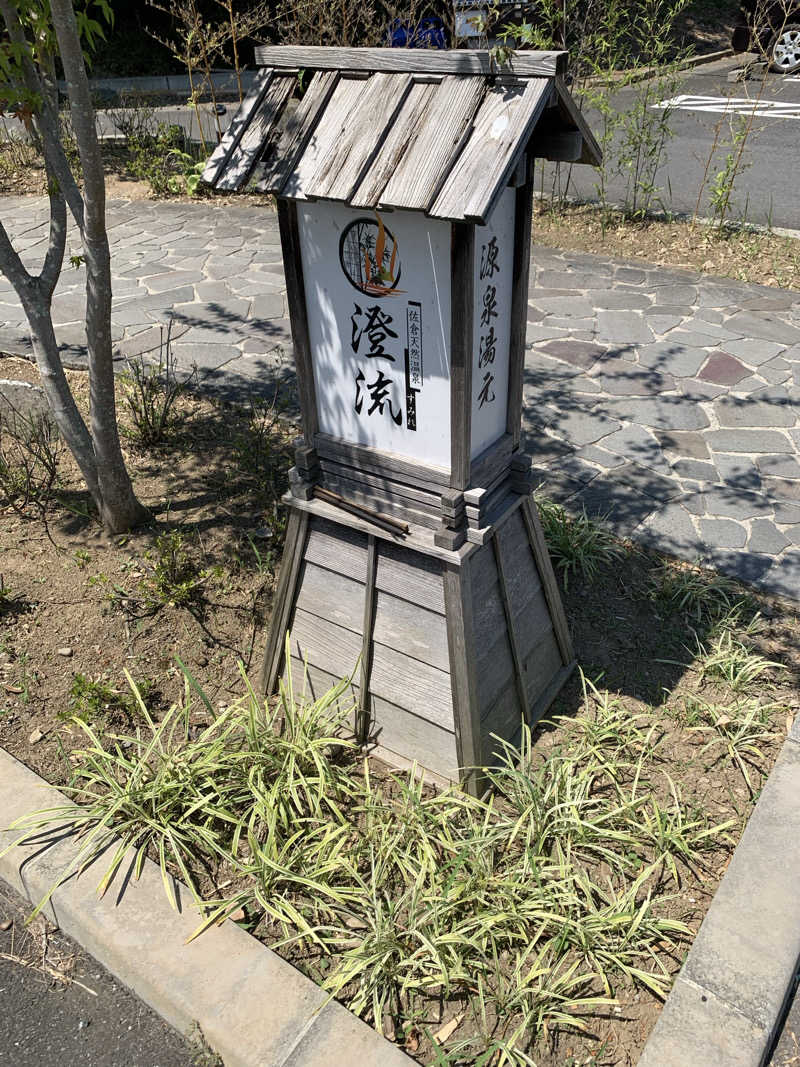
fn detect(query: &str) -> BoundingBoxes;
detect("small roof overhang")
[204,45,601,225]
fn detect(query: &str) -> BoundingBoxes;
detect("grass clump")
[536,497,623,590]
[120,322,194,448]
[60,672,152,728]
[3,655,740,1065]
[144,530,206,608]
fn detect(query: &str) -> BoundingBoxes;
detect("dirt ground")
[1,349,798,1065]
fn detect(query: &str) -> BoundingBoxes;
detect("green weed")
[536,498,623,590]
[61,672,152,728]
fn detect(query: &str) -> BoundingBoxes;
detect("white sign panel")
[298,203,452,469]
[470,186,515,460]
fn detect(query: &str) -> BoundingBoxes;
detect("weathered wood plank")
[450,222,474,489]
[370,641,454,730]
[523,628,564,708]
[260,508,309,695]
[253,45,566,79]
[255,70,339,194]
[295,560,365,634]
[521,496,574,664]
[507,173,534,447]
[471,433,514,489]
[430,78,551,223]
[357,535,378,741]
[554,76,602,166]
[493,524,531,718]
[277,199,319,443]
[202,68,273,187]
[443,556,483,791]
[368,694,460,782]
[320,470,441,529]
[350,81,436,208]
[291,607,364,680]
[304,72,413,202]
[215,74,295,192]
[372,589,450,671]
[379,77,485,212]
[285,657,358,725]
[375,542,446,614]
[283,76,369,199]
[318,458,442,510]
[303,519,368,583]
[315,433,450,489]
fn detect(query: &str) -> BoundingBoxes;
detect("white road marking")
[653,93,800,118]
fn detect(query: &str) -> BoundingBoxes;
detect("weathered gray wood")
[315,433,450,489]
[357,535,378,742]
[285,657,358,728]
[350,81,437,208]
[521,496,574,664]
[295,559,365,634]
[304,72,413,202]
[203,68,273,187]
[508,172,534,447]
[443,557,483,792]
[493,524,532,717]
[368,695,459,782]
[471,433,514,488]
[528,661,575,727]
[523,629,564,707]
[278,199,319,445]
[553,77,602,166]
[430,79,550,223]
[450,222,474,490]
[372,590,450,671]
[260,508,309,695]
[375,543,446,614]
[253,45,567,79]
[379,77,485,212]
[255,70,339,193]
[215,74,295,192]
[370,641,453,730]
[319,458,443,510]
[303,518,368,582]
[320,470,441,529]
[291,607,364,679]
[283,76,368,199]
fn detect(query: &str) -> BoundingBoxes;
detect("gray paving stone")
[756,454,800,479]
[596,310,654,345]
[600,424,670,471]
[759,356,792,384]
[714,454,762,491]
[614,461,683,501]
[665,329,720,348]
[656,430,711,459]
[748,519,790,555]
[716,549,775,585]
[638,501,701,556]
[570,477,657,536]
[700,486,772,520]
[678,377,727,400]
[638,340,707,378]
[536,271,598,289]
[591,359,673,395]
[599,396,710,432]
[714,393,796,429]
[672,459,718,481]
[529,296,597,318]
[698,517,748,549]
[526,323,569,345]
[544,407,621,447]
[722,338,786,366]
[762,476,800,502]
[538,339,605,368]
[171,342,241,370]
[652,284,698,305]
[645,313,686,334]
[586,290,652,311]
[707,429,793,453]
[724,311,800,346]
[763,550,800,600]
[775,501,800,524]
[575,444,626,469]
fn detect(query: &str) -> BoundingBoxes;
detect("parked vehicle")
[732,1,800,73]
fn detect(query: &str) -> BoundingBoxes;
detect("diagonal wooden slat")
[215,74,296,192]
[377,76,485,213]
[350,80,437,209]
[303,72,413,203]
[202,68,273,187]
[254,70,339,194]
[281,76,369,200]
[429,78,550,223]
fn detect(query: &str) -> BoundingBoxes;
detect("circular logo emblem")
[339,215,402,297]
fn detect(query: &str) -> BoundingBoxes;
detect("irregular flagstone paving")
[1,197,800,602]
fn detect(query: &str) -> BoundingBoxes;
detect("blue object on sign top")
[388,17,448,49]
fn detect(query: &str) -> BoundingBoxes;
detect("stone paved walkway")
[2,197,800,601]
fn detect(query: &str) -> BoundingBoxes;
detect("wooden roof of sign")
[204,46,601,224]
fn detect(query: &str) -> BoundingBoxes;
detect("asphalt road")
[552,55,800,230]
[0,878,200,1067]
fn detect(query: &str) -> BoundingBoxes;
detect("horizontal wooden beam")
[254,45,567,79]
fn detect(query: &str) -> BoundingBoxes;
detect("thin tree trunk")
[50,0,150,532]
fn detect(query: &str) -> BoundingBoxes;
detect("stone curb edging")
[638,719,800,1066]
[0,747,412,1067]
[584,47,734,87]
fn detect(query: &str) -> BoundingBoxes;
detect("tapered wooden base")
[261,491,575,791]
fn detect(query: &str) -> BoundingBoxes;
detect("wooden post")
[507,157,535,449]
[277,198,319,447]
[443,556,483,796]
[357,535,378,743]
[259,508,309,695]
[449,222,475,491]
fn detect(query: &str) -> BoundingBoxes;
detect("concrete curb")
[0,748,411,1067]
[638,722,800,1066]
[584,47,734,87]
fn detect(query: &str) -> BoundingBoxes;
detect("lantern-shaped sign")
[204,45,601,788]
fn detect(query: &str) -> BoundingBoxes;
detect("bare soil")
[1,352,798,1065]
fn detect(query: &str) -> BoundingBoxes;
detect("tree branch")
[0,217,32,293]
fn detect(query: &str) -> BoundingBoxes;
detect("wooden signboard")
[204,46,601,790]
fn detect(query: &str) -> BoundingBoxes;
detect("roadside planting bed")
[1,353,798,1066]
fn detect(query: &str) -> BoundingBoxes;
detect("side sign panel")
[470,186,515,460]
[298,202,452,469]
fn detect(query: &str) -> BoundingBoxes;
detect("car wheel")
[770,23,800,73]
